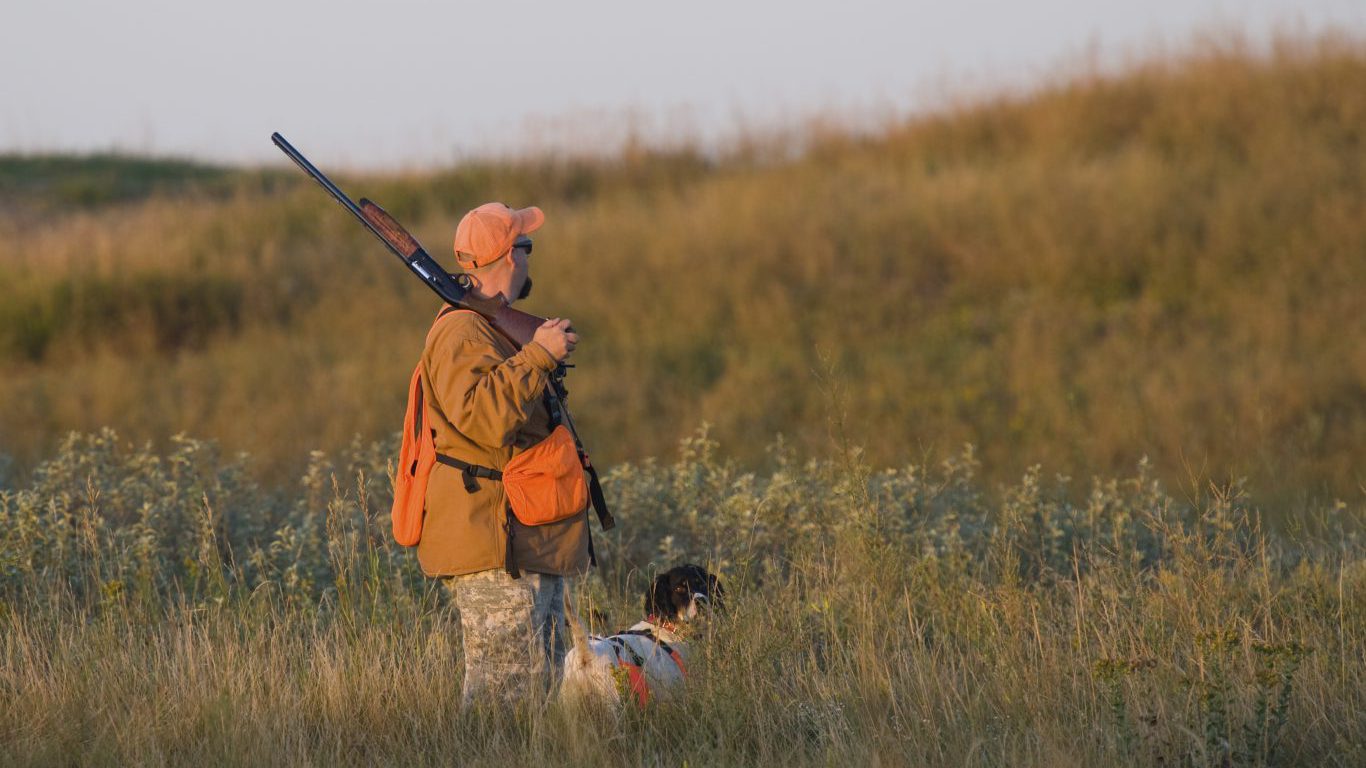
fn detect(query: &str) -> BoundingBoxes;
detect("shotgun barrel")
[270,132,468,307]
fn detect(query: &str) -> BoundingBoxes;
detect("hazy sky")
[2,0,1361,168]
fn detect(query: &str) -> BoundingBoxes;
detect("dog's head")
[644,563,724,623]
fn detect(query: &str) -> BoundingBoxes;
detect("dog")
[561,564,723,706]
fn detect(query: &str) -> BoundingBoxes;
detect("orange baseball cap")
[453,202,545,270]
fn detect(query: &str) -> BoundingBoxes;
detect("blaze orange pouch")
[502,424,589,526]
[391,363,435,547]
[390,306,469,547]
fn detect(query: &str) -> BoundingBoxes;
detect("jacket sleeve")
[427,328,559,449]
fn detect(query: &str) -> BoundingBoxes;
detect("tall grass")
[1,33,1363,505]
[0,428,1361,765]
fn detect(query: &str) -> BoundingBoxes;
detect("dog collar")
[644,615,684,637]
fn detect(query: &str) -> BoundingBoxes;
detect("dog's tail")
[562,579,596,671]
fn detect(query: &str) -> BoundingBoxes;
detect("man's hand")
[533,318,578,362]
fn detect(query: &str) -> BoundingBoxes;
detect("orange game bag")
[499,424,589,526]
[391,361,436,547]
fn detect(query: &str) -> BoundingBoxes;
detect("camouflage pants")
[447,569,567,708]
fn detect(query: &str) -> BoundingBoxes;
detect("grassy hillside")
[1,34,1363,505]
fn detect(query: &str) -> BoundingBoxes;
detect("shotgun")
[270,132,614,530]
[269,131,543,345]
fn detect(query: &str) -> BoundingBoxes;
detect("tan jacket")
[416,306,591,577]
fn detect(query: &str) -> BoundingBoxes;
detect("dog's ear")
[644,573,674,620]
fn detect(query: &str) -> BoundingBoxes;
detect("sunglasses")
[513,235,533,255]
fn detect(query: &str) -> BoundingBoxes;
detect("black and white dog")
[562,564,723,705]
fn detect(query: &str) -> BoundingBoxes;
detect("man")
[417,201,590,707]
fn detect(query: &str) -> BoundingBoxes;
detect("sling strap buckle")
[434,453,502,493]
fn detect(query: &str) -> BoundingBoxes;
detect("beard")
[516,276,533,300]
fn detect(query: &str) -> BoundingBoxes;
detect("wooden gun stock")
[355,197,423,256]
[357,199,546,347]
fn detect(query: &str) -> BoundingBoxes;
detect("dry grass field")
[0,430,1362,766]
[1,31,1364,767]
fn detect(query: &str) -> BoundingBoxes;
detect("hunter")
[419,202,590,707]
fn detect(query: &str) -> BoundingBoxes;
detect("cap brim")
[511,206,545,234]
